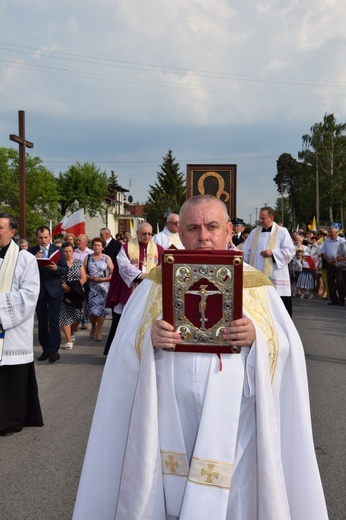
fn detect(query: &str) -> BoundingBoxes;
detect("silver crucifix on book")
[186,284,221,330]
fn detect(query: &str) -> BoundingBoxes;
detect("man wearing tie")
[100,227,122,263]
[29,226,68,362]
[242,207,295,316]
[231,218,245,246]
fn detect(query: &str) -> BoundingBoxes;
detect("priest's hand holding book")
[151,317,255,351]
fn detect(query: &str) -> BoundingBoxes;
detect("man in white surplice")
[152,213,184,249]
[73,195,328,520]
[242,206,295,317]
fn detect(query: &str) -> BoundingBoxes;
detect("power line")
[1,42,344,88]
[1,43,346,99]
[40,154,280,166]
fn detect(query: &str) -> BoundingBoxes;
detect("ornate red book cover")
[162,250,243,353]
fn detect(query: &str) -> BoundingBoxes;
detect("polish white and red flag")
[52,209,85,236]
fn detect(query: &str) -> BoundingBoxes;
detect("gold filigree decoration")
[147,264,273,290]
[135,282,162,361]
[146,265,162,284]
[243,286,279,382]
[243,264,274,288]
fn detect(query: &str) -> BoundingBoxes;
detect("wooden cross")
[9,110,34,238]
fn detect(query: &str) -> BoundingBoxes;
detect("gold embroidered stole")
[242,266,278,382]
[0,241,19,359]
[132,264,280,515]
[135,281,162,360]
[249,223,279,279]
[127,238,159,273]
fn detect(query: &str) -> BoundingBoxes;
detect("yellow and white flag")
[129,219,135,238]
[308,216,317,232]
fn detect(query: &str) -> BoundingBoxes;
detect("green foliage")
[144,149,186,229]
[275,113,346,228]
[274,153,315,228]
[298,113,346,223]
[0,150,120,241]
[57,162,109,220]
[273,195,294,229]
[0,147,61,241]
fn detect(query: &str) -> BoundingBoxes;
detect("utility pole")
[316,153,320,228]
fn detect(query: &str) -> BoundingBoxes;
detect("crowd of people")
[231,213,346,308]
[2,200,335,519]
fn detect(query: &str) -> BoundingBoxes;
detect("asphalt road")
[0,299,344,520]
[292,297,346,520]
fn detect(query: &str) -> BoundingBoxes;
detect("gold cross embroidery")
[165,454,179,473]
[201,463,219,483]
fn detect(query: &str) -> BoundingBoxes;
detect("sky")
[1,0,346,225]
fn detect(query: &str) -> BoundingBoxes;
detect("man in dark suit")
[29,226,68,363]
[231,218,245,246]
[100,227,121,263]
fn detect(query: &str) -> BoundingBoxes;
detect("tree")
[144,149,186,229]
[0,147,61,241]
[274,153,313,229]
[273,195,292,229]
[57,162,109,220]
[298,113,346,224]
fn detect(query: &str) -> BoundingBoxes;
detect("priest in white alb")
[73,196,328,520]
[152,213,184,249]
[0,213,43,436]
[242,206,295,316]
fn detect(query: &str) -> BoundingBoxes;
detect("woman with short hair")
[59,242,87,349]
[84,237,113,342]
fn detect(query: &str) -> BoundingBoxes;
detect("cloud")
[1,0,346,221]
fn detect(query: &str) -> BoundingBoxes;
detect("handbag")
[63,280,86,309]
[336,243,346,269]
[84,254,91,295]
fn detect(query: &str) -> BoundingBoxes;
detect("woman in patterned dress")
[85,237,113,341]
[59,243,87,349]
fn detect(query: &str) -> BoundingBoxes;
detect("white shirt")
[0,244,40,366]
[152,227,184,249]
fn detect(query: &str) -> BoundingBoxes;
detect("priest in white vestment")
[152,213,184,249]
[242,206,295,316]
[0,213,43,436]
[73,196,328,520]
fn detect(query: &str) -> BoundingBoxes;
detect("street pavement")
[0,299,345,520]
[0,318,108,520]
[292,297,346,520]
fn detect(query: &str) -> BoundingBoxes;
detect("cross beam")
[9,110,34,238]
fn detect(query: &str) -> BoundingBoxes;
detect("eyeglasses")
[141,232,153,236]
[168,221,179,225]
